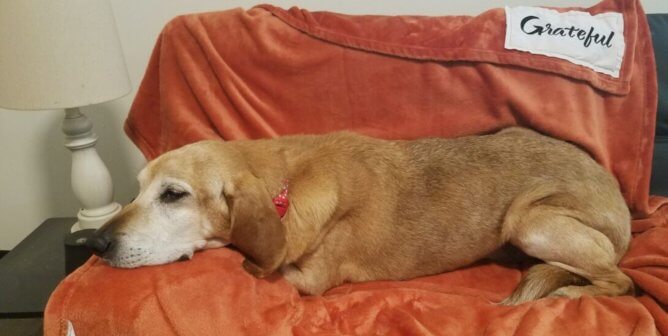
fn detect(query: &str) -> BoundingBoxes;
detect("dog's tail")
[500,263,588,305]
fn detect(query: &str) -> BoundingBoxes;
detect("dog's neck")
[233,140,296,209]
[235,136,327,221]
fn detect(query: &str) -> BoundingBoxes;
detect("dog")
[87,127,633,304]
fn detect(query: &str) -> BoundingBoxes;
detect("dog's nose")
[85,231,114,256]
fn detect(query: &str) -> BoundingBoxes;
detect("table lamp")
[0,0,131,231]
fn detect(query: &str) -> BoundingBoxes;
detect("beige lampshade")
[0,0,131,110]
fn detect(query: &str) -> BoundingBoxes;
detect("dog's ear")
[224,172,286,278]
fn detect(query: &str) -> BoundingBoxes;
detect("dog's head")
[87,140,287,277]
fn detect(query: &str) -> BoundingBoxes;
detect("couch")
[45,1,668,335]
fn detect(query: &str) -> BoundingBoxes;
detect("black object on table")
[64,229,96,275]
[0,218,93,318]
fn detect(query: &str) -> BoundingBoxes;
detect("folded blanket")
[46,0,668,334]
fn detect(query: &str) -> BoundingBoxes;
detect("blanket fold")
[47,0,668,334]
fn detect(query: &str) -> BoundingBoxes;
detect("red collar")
[272,180,289,219]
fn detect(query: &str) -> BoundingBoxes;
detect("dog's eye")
[159,188,189,203]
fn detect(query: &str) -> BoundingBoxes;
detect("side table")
[0,218,83,317]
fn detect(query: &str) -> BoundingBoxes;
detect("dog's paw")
[194,239,229,250]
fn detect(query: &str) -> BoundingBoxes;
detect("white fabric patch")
[66,320,76,336]
[505,6,625,77]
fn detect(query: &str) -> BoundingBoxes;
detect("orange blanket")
[46,0,668,334]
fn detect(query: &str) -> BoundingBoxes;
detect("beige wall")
[1,0,667,250]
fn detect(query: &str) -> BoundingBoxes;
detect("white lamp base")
[62,107,121,232]
[70,202,122,232]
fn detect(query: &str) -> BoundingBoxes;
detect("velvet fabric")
[46,0,668,334]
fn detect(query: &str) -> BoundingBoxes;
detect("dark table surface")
[0,218,75,317]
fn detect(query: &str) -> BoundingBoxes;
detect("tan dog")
[87,128,633,304]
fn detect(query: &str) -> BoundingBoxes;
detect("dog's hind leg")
[502,206,633,305]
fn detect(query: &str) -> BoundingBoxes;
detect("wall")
[1,0,667,250]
